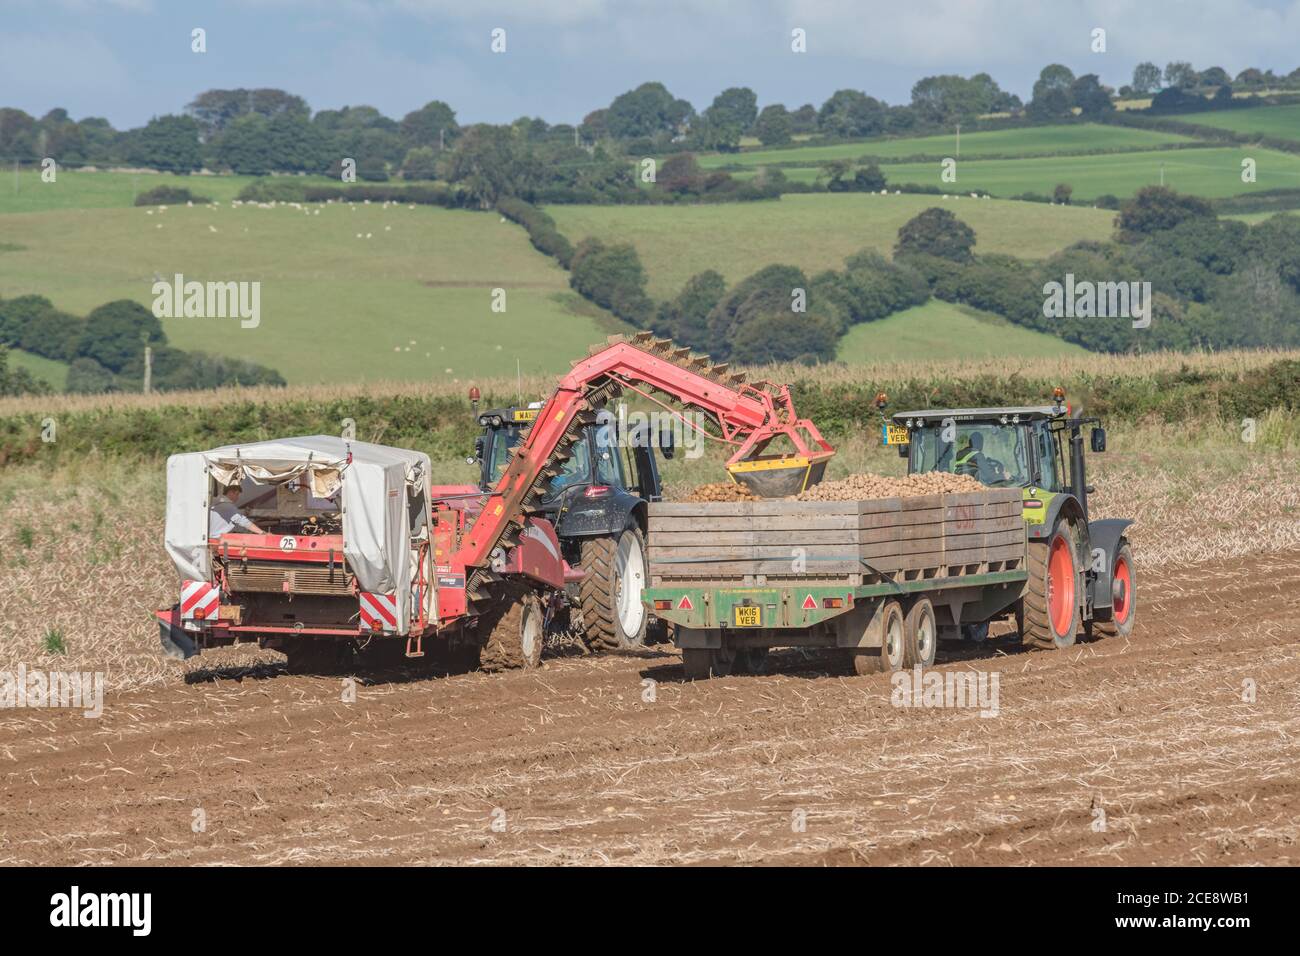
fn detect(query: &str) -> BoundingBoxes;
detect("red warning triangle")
[677,595,694,611]
[802,594,818,610]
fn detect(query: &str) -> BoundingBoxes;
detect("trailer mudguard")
[157,605,199,660]
[1087,518,1133,612]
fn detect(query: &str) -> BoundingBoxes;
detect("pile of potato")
[685,472,984,503]
[685,482,762,502]
[796,471,986,501]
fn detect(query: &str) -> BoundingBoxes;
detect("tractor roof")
[892,406,1062,424]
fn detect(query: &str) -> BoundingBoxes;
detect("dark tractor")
[887,393,1136,649]
[473,404,672,650]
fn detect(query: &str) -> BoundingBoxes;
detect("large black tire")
[477,588,545,672]
[847,599,906,675]
[579,526,648,651]
[904,598,937,668]
[1092,538,1137,639]
[1021,524,1081,650]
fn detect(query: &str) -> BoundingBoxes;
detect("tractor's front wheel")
[1021,524,1081,650]
[579,526,648,651]
[1092,538,1137,639]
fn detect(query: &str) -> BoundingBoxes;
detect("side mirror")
[473,437,485,461]
[1090,427,1106,453]
[659,427,675,460]
[897,442,909,458]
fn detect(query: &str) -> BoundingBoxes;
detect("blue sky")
[2,0,1299,128]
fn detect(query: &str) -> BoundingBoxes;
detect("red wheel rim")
[1047,534,1076,638]
[1112,556,1132,624]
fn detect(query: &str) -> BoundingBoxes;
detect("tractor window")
[593,423,625,487]
[490,427,591,495]
[911,422,1033,487]
[1037,427,1063,492]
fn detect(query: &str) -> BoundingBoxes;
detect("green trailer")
[642,489,1029,679]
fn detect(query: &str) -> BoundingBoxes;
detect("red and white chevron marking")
[359,591,398,632]
[180,580,219,621]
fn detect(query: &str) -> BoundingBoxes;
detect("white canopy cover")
[165,436,431,631]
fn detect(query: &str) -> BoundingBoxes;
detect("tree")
[910,74,998,124]
[705,87,758,132]
[654,270,726,346]
[442,125,535,205]
[130,114,203,172]
[1053,183,1074,205]
[1235,68,1266,87]
[1032,64,1076,101]
[687,114,742,152]
[569,238,653,326]
[400,146,440,180]
[400,100,458,148]
[0,108,39,160]
[1069,74,1114,116]
[656,153,703,194]
[215,114,274,175]
[789,104,819,134]
[187,88,309,138]
[894,207,976,262]
[605,82,693,139]
[1164,61,1197,89]
[1199,66,1231,88]
[74,300,166,373]
[817,89,886,138]
[1116,186,1214,239]
[265,112,330,172]
[1132,62,1162,94]
[753,104,792,145]
[1026,88,1072,120]
[66,357,116,394]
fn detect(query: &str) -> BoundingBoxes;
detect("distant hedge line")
[5,360,1297,470]
[1101,111,1300,157]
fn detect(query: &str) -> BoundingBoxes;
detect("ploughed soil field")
[2,549,1298,866]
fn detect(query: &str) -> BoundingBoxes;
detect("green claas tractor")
[883,390,1137,649]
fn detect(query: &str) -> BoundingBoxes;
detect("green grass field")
[698,123,1194,169]
[548,193,1115,298]
[1178,103,1300,142]
[5,348,68,389]
[0,203,625,384]
[738,145,1300,200]
[0,170,323,215]
[836,300,1087,363]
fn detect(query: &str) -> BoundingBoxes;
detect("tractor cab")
[880,392,1134,649]
[472,403,666,510]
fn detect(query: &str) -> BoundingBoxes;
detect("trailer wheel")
[579,526,648,651]
[847,599,906,675]
[904,598,937,668]
[478,588,545,672]
[1092,538,1136,639]
[1021,524,1080,650]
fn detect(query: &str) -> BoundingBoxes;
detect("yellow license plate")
[513,409,539,422]
[882,424,910,445]
[733,605,761,627]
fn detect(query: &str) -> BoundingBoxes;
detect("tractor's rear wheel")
[477,587,545,672]
[579,526,648,651]
[1021,524,1081,650]
[1092,539,1137,639]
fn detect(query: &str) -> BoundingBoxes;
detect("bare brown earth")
[2,550,1299,866]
